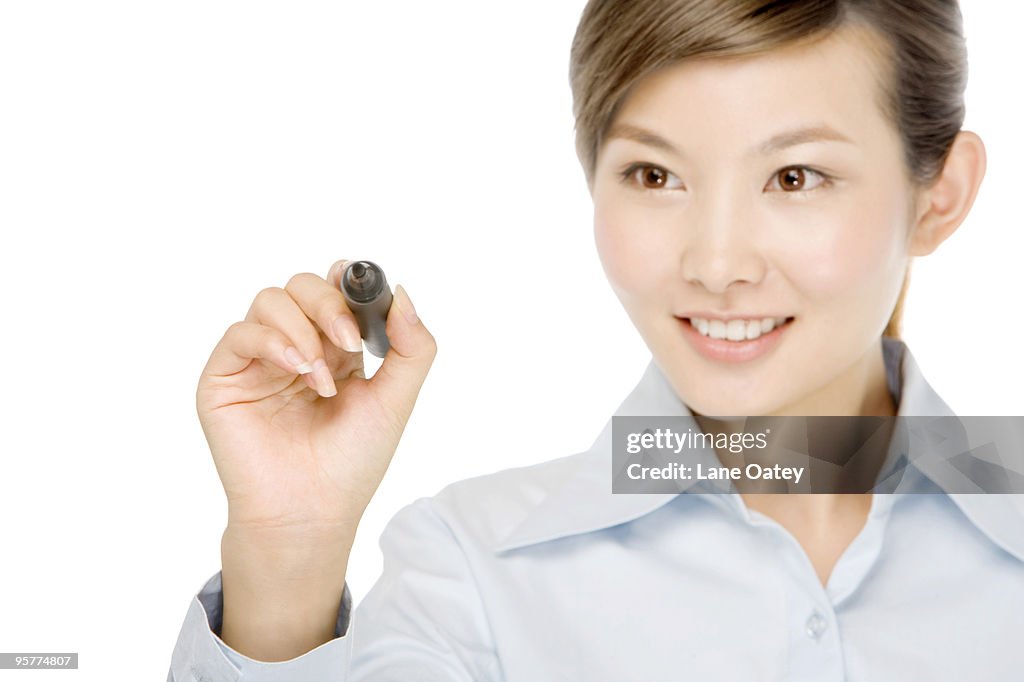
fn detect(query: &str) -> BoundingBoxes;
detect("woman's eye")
[619,164,684,192]
[767,166,830,193]
[618,163,832,194]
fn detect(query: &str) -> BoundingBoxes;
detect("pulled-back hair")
[569,0,968,339]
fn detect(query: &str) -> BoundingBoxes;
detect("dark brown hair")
[569,0,967,339]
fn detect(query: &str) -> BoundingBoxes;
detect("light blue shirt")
[168,337,1024,681]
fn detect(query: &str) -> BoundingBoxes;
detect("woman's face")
[591,24,920,417]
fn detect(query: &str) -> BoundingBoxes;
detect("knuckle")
[253,286,284,306]
[423,334,439,358]
[285,271,319,291]
[225,320,249,338]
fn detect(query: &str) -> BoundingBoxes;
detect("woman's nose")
[679,191,766,294]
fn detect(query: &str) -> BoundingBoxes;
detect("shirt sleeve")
[166,497,501,681]
[167,569,353,681]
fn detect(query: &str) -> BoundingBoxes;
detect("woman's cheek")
[825,206,907,300]
[594,206,675,299]
[772,205,896,303]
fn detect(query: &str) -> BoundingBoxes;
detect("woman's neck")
[691,339,899,588]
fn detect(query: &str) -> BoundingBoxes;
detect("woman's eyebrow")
[604,121,856,159]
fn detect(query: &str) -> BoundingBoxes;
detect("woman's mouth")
[676,315,795,363]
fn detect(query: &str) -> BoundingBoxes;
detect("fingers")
[370,284,438,424]
[205,320,316,380]
[284,271,363,354]
[326,258,350,290]
[243,286,339,397]
[206,260,433,413]
[324,260,438,421]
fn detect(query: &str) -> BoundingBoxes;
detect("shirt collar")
[493,337,1024,562]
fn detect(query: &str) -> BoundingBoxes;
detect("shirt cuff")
[170,570,353,681]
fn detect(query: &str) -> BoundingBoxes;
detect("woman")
[169,1,1022,680]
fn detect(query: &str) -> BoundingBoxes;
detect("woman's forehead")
[607,23,894,158]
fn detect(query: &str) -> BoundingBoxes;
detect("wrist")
[221,523,355,577]
[218,525,353,659]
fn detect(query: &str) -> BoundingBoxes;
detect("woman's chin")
[686,398,780,419]
[669,374,794,417]
[652,361,787,417]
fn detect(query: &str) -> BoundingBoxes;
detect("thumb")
[370,284,437,422]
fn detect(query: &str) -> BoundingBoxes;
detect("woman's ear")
[908,130,987,256]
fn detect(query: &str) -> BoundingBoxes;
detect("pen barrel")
[340,260,392,358]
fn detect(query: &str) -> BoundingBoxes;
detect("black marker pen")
[340,260,393,358]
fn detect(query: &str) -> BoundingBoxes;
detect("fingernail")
[302,372,318,392]
[332,316,363,353]
[394,284,419,325]
[285,346,314,374]
[311,358,337,397]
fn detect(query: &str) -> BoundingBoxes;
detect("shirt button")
[805,611,828,640]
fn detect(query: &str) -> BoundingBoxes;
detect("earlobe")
[908,130,987,257]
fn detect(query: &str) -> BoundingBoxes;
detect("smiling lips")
[677,315,795,363]
[686,316,794,342]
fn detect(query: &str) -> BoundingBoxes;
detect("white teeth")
[689,316,789,341]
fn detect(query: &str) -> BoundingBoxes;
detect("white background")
[0,2,1020,678]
